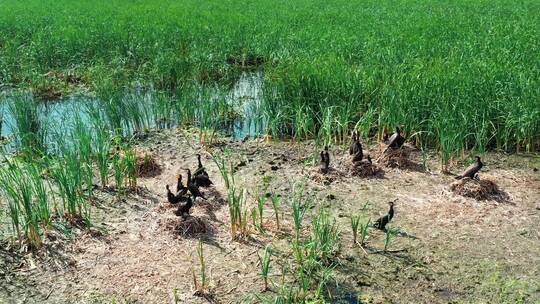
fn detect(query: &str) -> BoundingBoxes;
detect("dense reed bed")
[1,0,539,157]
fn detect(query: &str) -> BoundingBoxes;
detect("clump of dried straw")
[450,177,503,200]
[349,161,380,177]
[136,152,161,177]
[374,144,411,168]
[163,216,213,237]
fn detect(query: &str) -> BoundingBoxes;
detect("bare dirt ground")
[1,129,539,304]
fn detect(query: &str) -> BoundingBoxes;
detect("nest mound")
[136,152,161,177]
[450,177,506,201]
[349,161,381,177]
[374,144,417,169]
[162,216,214,237]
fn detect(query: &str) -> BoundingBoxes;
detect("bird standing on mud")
[320,146,330,174]
[374,201,395,231]
[349,131,363,162]
[166,185,182,204]
[194,154,208,177]
[176,174,187,196]
[193,154,213,187]
[174,196,194,218]
[186,169,207,200]
[455,156,483,180]
[364,155,373,165]
[386,126,406,149]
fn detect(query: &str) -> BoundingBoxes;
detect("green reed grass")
[1,0,538,157]
[0,160,53,249]
[192,239,210,295]
[251,207,258,230]
[259,245,272,291]
[384,226,395,253]
[350,215,360,246]
[73,115,95,196]
[7,94,46,155]
[111,146,124,192]
[270,193,281,230]
[257,193,266,232]
[122,145,137,189]
[291,200,305,242]
[48,145,90,220]
[310,209,340,263]
[360,219,371,248]
[226,187,249,240]
[212,150,234,190]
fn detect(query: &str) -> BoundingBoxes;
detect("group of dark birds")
[317,126,485,230]
[165,127,483,231]
[319,127,406,174]
[166,154,213,218]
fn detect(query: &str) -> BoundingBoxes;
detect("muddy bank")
[1,129,539,303]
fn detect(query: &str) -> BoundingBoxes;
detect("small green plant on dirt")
[111,146,124,192]
[291,199,305,242]
[360,219,371,248]
[384,226,395,252]
[350,214,361,246]
[256,193,266,232]
[212,150,234,189]
[270,193,281,230]
[271,206,338,302]
[172,288,180,304]
[122,145,137,189]
[192,239,210,296]
[259,245,272,291]
[226,187,249,240]
[310,209,340,263]
[251,207,259,231]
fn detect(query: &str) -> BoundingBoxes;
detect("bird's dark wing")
[461,163,480,178]
[396,135,406,147]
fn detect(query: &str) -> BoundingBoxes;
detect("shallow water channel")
[0,72,264,151]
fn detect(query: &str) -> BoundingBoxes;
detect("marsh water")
[0,71,264,151]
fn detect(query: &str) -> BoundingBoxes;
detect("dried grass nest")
[374,144,412,168]
[349,160,381,177]
[450,177,505,201]
[136,152,161,177]
[163,216,213,237]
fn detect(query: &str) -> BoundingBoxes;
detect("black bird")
[320,146,330,174]
[166,185,181,204]
[176,174,187,195]
[349,132,363,162]
[186,169,207,200]
[365,155,373,165]
[194,154,208,177]
[175,196,194,218]
[455,156,483,180]
[374,201,395,231]
[387,126,406,149]
[193,154,212,187]
[194,174,212,187]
